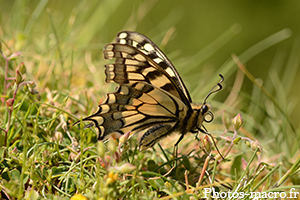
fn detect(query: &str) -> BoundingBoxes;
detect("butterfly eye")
[204,111,214,123]
[201,104,208,115]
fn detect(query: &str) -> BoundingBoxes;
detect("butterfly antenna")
[203,74,224,104]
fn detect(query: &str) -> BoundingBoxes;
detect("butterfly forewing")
[116,31,192,103]
[104,43,191,107]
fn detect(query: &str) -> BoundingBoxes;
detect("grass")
[1,1,300,199]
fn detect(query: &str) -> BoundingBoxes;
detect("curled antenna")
[203,74,224,104]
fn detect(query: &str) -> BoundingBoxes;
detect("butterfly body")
[81,31,222,150]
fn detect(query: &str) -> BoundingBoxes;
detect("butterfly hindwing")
[82,81,188,141]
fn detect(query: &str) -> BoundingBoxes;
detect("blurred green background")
[1,0,299,145]
[2,2,300,198]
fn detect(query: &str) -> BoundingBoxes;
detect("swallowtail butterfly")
[80,31,223,150]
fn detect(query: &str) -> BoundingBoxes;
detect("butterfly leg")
[190,129,200,142]
[174,134,185,147]
[171,133,185,167]
[199,128,224,160]
[172,143,179,168]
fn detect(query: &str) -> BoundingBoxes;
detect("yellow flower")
[70,194,87,200]
[106,171,118,185]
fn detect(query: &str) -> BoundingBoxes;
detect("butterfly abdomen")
[139,124,174,150]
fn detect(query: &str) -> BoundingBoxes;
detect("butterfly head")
[191,103,213,130]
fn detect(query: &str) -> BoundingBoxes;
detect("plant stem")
[1,51,9,106]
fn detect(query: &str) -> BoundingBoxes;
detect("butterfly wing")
[116,31,192,103]
[104,43,191,107]
[82,82,188,145]
[81,31,196,149]
[105,31,192,103]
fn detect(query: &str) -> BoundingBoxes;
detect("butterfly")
[80,31,223,150]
